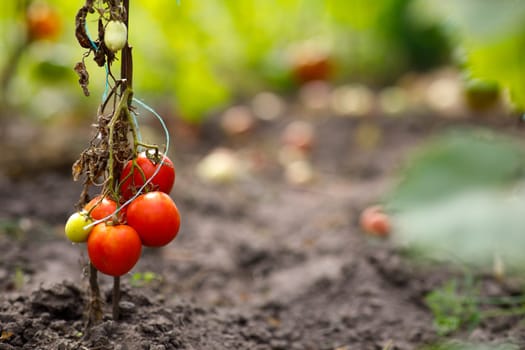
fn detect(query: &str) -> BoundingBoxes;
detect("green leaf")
[393,187,525,271]
[424,343,519,350]
[387,129,525,270]
[386,128,525,211]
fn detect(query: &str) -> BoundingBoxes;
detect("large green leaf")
[386,129,525,211]
[393,187,525,271]
[386,128,525,271]
[424,342,519,350]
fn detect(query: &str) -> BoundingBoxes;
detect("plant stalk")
[112,276,120,320]
[86,263,103,328]
[112,0,133,322]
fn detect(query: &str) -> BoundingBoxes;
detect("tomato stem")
[111,0,132,322]
[85,263,103,329]
[136,141,159,152]
[106,86,132,197]
[112,276,121,320]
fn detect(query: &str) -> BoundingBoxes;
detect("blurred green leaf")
[33,59,73,82]
[393,187,525,271]
[386,129,525,211]
[380,0,451,71]
[387,129,525,270]
[423,343,519,350]
[130,271,161,287]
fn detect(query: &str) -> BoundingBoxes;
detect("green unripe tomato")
[65,212,93,243]
[104,20,127,52]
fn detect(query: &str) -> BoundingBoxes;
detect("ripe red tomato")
[291,48,333,84]
[87,223,142,276]
[126,192,181,247]
[359,205,391,237]
[26,2,61,41]
[119,152,175,200]
[84,196,118,221]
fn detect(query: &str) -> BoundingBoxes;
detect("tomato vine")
[72,0,138,327]
[69,0,180,330]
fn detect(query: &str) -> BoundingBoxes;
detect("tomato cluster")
[65,152,180,276]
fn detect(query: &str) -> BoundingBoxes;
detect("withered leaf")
[75,6,92,49]
[74,61,90,97]
[0,330,14,340]
[72,159,83,181]
[94,49,106,67]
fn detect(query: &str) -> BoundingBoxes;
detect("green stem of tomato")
[136,141,159,152]
[106,86,132,200]
[125,108,139,158]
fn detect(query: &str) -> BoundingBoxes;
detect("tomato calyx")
[143,148,165,164]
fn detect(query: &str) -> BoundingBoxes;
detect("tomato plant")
[126,191,181,247]
[64,212,93,243]
[119,152,175,200]
[69,0,181,323]
[87,223,142,277]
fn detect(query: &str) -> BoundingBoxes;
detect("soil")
[1,104,525,350]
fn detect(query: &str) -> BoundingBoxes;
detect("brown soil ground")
[1,105,524,350]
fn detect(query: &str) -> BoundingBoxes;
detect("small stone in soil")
[119,301,136,315]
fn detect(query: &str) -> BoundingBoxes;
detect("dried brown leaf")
[0,330,14,340]
[74,61,90,97]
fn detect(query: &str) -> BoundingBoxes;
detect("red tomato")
[119,152,175,200]
[359,205,391,237]
[126,192,181,247]
[291,49,333,84]
[26,2,61,41]
[84,196,118,221]
[87,223,142,276]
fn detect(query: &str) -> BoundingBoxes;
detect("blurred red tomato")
[26,1,61,41]
[359,205,391,237]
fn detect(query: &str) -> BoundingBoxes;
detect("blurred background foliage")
[3,0,525,122]
[0,0,454,123]
[421,0,525,110]
[386,129,525,272]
